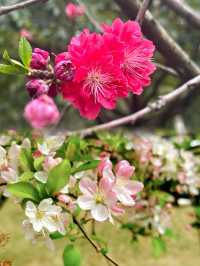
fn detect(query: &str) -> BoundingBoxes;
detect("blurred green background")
[0,0,199,132]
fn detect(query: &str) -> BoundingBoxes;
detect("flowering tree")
[0,1,200,266]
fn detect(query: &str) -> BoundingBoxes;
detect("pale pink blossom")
[65,3,85,18]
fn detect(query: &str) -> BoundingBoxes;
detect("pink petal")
[79,177,97,196]
[114,187,135,206]
[115,160,135,179]
[77,195,95,210]
[125,181,144,195]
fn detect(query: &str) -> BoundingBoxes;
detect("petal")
[99,177,114,194]
[42,216,58,232]
[114,187,135,206]
[115,160,135,179]
[79,178,97,196]
[31,218,43,232]
[34,171,48,183]
[39,198,53,211]
[125,181,144,195]
[91,204,109,222]
[77,195,95,210]
[25,201,37,218]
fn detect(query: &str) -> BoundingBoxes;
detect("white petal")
[91,204,109,222]
[77,195,95,210]
[39,198,53,211]
[79,178,97,196]
[25,201,37,218]
[115,187,135,206]
[42,216,57,232]
[31,218,43,232]
[34,171,48,183]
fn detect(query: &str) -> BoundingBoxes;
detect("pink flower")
[77,177,119,222]
[30,48,50,70]
[61,30,127,119]
[99,159,143,206]
[24,95,60,129]
[20,29,33,41]
[26,79,49,98]
[103,18,156,95]
[43,156,62,172]
[65,3,85,18]
[54,53,75,82]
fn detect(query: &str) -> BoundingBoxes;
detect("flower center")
[36,210,45,220]
[83,68,111,102]
[95,192,104,204]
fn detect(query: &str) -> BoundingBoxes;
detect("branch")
[114,0,200,79]
[76,0,103,32]
[0,0,48,16]
[155,63,178,77]
[68,75,200,136]
[0,183,6,187]
[163,0,200,29]
[73,216,120,266]
[136,0,152,25]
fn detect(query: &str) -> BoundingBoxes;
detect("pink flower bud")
[24,95,60,129]
[26,79,49,98]
[65,3,85,18]
[20,29,33,41]
[55,52,70,64]
[30,48,49,70]
[115,160,135,179]
[48,82,59,98]
[54,60,75,82]
[98,157,112,176]
[43,156,62,172]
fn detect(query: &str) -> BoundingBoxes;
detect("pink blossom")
[65,3,85,18]
[61,30,127,119]
[24,95,60,129]
[103,18,156,95]
[43,156,62,172]
[48,82,59,98]
[30,48,49,70]
[20,29,33,41]
[26,79,49,98]
[99,159,143,206]
[77,177,119,222]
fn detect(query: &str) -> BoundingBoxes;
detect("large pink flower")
[61,30,127,119]
[77,177,120,222]
[24,95,60,129]
[103,18,156,95]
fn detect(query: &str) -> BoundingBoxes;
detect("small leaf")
[18,37,32,67]
[7,182,39,202]
[152,237,166,257]
[19,148,33,172]
[3,50,28,70]
[0,64,25,75]
[34,156,45,171]
[20,171,34,181]
[63,245,81,266]
[72,160,100,174]
[50,231,66,240]
[46,160,71,194]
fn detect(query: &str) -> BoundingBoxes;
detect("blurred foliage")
[0,0,199,131]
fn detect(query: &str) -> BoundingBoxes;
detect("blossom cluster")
[23,18,156,128]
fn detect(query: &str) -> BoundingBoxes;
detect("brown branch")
[136,0,152,25]
[155,63,178,77]
[163,0,200,29]
[73,216,120,266]
[68,75,200,136]
[114,0,200,79]
[0,183,6,187]
[0,0,48,16]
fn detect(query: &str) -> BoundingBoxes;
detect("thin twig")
[0,0,48,16]
[136,0,152,25]
[156,63,178,77]
[67,75,200,136]
[76,0,103,32]
[73,216,120,266]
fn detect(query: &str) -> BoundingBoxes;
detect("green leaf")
[3,50,28,71]
[50,231,66,240]
[19,148,33,172]
[18,37,32,67]
[152,237,166,257]
[72,160,100,174]
[34,156,45,171]
[7,182,39,202]
[63,245,81,266]
[46,160,71,194]
[0,64,25,75]
[20,171,34,181]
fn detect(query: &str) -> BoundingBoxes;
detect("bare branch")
[68,75,200,136]
[114,0,200,79]
[136,0,152,25]
[163,0,200,29]
[73,216,120,266]
[0,0,48,16]
[156,63,178,77]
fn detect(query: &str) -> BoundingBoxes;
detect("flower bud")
[24,95,60,129]
[54,60,75,82]
[65,3,85,18]
[30,48,49,70]
[26,79,49,98]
